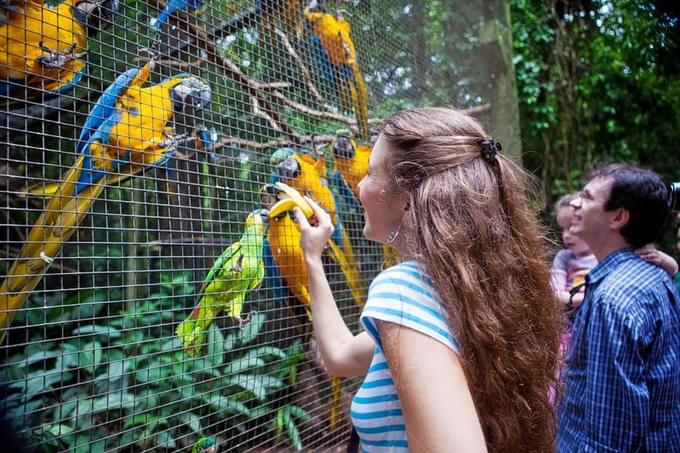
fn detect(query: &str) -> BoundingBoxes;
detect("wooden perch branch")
[144,1,492,150]
[146,0,297,138]
[211,103,491,152]
[273,27,329,108]
[212,134,336,151]
[269,90,359,129]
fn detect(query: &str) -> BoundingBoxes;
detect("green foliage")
[511,0,680,203]
[2,276,309,451]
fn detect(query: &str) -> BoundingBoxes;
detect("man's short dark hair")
[589,164,669,248]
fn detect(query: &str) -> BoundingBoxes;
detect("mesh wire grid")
[0,0,517,451]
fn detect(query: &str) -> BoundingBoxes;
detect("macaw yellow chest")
[110,84,175,164]
[312,15,356,65]
[0,3,86,88]
[338,146,370,195]
[268,216,310,306]
[291,156,338,221]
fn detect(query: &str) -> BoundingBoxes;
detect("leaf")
[180,413,202,433]
[122,414,168,432]
[207,324,225,367]
[57,289,109,322]
[91,392,135,413]
[223,331,239,352]
[225,374,284,402]
[275,407,285,437]
[156,431,176,449]
[283,408,303,451]
[161,337,181,352]
[6,399,42,420]
[71,435,94,453]
[206,394,252,418]
[9,369,67,397]
[286,405,312,423]
[240,346,287,363]
[45,423,74,438]
[24,349,61,367]
[78,341,102,374]
[239,311,266,345]
[72,325,122,338]
[223,356,266,375]
[107,359,126,381]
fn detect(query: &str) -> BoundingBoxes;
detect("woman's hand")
[293,196,334,262]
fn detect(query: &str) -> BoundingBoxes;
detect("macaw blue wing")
[330,215,345,248]
[310,35,335,89]
[77,68,140,154]
[151,0,204,30]
[263,238,286,302]
[75,111,122,194]
[329,170,361,214]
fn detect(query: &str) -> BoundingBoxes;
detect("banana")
[269,182,314,219]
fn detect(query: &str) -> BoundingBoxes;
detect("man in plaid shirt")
[557,164,680,452]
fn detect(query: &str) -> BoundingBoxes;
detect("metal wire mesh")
[1,0,517,451]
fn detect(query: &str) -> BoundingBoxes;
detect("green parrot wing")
[199,241,242,296]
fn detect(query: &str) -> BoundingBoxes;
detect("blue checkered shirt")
[557,249,680,452]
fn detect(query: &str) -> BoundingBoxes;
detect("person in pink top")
[551,192,678,320]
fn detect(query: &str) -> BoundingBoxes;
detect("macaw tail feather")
[0,155,108,343]
[349,63,369,141]
[176,303,219,356]
[327,239,365,308]
[330,375,342,429]
[328,170,362,214]
[17,182,61,198]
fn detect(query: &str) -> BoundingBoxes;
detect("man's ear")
[610,207,630,232]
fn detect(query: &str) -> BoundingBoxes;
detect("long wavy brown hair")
[381,107,562,452]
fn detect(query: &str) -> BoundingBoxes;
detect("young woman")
[293,107,562,452]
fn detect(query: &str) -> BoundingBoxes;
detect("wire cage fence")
[1,0,518,451]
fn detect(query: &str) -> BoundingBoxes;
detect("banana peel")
[269,182,314,219]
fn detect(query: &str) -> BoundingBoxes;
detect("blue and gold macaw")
[150,0,203,30]
[0,0,118,103]
[262,183,352,428]
[304,0,369,140]
[326,129,367,215]
[209,0,303,40]
[329,130,400,268]
[0,58,211,343]
[269,147,364,308]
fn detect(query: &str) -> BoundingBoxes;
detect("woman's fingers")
[292,207,309,228]
[304,196,333,232]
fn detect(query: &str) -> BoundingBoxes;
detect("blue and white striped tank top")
[350,261,459,452]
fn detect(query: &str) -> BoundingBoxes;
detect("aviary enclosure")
[0,0,519,450]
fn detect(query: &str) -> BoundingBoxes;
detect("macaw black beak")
[261,184,279,210]
[277,157,300,182]
[333,137,355,159]
[171,77,212,116]
[73,0,119,37]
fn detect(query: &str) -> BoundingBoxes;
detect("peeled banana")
[269,182,315,219]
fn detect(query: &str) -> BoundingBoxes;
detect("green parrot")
[176,209,269,356]
[192,436,218,453]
